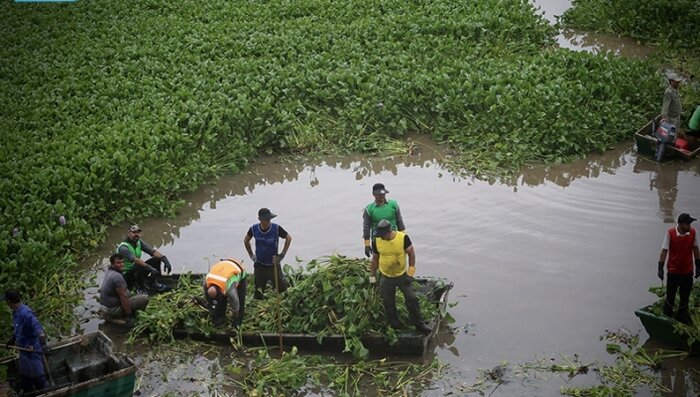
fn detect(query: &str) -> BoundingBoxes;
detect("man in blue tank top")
[244,208,292,299]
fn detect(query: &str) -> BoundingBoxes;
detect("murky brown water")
[81,133,700,396]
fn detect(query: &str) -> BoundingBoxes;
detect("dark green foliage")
[0,0,661,336]
[559,0,700,49]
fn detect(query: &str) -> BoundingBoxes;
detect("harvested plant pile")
[131,255,446,359]
[647,285,700,348]
[227,346,444,396]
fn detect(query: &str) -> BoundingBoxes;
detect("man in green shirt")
[362,183,405,257]
[689,105,700,134]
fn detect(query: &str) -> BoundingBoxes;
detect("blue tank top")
[252,223,279,266]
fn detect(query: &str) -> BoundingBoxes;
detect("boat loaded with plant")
[0,331,136,397]
[634,115,700,161]
[127,256,454,359]
[635,286,700,355]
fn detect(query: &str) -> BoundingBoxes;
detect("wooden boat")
[0,331,136,397]
[634,115,700,161]
[634,305,699,355]
[153,273,453,355]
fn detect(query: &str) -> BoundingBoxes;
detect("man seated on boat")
[657,213,700,324]
[3,290,48,392]
[116,224,173,293]
[203,259,248,328]
[661,72,682,129]
[99,253,150,328]
[369,219,431,335]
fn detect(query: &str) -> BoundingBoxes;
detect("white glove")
[369,276,377,284]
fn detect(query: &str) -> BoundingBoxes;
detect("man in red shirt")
[658,213,700,323]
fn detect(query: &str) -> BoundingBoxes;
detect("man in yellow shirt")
[370,219,431,334]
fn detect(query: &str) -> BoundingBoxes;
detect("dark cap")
[375,219,392,237]
[372,183,389,195]
[128,224,142,232]
[258,208,277,221]
[678,213,696,224]
[4,290,21,304]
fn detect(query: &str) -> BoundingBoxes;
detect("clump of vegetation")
[559,0,700,122]
[455,330,686,396]
[130,255,451,359]
[226,346,443,397]
[646,285,700,349]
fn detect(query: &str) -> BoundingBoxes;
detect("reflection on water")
[556,29,656,59]
[82,135,700,396]
[633,157,681,223]
[530,0,656,59]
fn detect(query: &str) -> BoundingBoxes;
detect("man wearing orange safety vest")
[658,213,700,324]
[204,259,248,328]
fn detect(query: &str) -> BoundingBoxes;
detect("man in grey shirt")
[100,253,149,327]
[661,72,682,128]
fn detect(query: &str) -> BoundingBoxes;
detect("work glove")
[161,256,172,274]
[369,276,377,285]
[657,261,664,281]
[273,253,285,265]
[407,266,416,277]
[5,335,15,348]
[124,315,135,328]
[145,265,160,276]
[364,240,371,258]
[695,259,700,279]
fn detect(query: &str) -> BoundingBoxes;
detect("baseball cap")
[375,219,392,237]
[258,208,277,220]
[372,183,389,195]
[128,224,142,232]
[678,213,696,224]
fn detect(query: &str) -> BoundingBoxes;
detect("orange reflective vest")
[205,259,246,291]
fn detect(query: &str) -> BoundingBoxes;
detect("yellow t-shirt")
[376,231,408,277]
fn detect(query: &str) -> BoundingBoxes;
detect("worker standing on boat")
[116,224,173,293]
[369,219,431,335]
[661,72,682,129]
[363,183,406,257]
[657,213,700,324]
[99,253,150,328]
[244,208,292,299]
[203,258,247,328]
[3,290,48,392]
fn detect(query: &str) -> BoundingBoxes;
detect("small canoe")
[634,306,699,354]
[634,115,700,161]
[153,274,453,355]
[0,331,136,397]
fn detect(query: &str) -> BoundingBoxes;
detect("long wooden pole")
[272,257,284,352]
[1,345,55,386]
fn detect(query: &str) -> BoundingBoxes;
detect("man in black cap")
[116,224,173,293]
[244,208,292,299]
[362,183,405,257]
[657,213,700,323]
[369,219,431,335]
